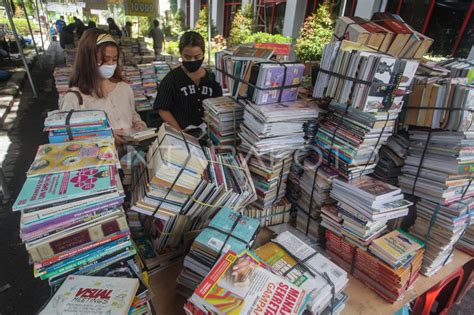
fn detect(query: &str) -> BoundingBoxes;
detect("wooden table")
[149,244,472,315]
[342,249,472,315]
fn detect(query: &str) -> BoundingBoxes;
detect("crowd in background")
[52,15,164,55]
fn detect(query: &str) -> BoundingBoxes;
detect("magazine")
[189,250,310,314]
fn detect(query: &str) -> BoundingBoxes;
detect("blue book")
[48,128,113,143]
[195,208,260,255]
[13,165,117,212]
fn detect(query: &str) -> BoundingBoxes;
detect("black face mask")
[182,58,204,73]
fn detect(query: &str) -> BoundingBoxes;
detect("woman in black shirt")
[154,31,223,131]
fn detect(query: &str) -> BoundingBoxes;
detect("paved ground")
[0,43,472,315]
[0,43,62,314]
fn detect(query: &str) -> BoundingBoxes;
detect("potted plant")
[295,1,335,76]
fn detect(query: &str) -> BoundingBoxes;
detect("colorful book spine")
[26,215,129,262]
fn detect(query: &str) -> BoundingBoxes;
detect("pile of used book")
[181,217,349,315]
[14,110,153,313]
[53,66,72,97]
[44,110,112,143]
[203,96,244,148]
[399,57,474,276]
[129,124,256,273]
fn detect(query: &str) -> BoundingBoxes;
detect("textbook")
[39,275,139,315]
[187,250,310,315]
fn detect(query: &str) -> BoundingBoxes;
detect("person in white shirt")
[60,29,146,145]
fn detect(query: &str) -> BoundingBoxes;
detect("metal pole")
[208,0,211,65]
[2,0,38,97]
[34,0,45,53]
[339,0,347,17]
[20,0,39,57]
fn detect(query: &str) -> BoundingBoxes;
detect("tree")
[173,9,187,35]
[295,1,335,62]
[194,7,216,41]
[228,4,253,47]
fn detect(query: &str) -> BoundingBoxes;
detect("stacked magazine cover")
[399,129,474,275]
[294,158,338,240]
[12,123,154,309]
[130,124,256,272]
[53,66,72,97]
[123,66,150,111]
[255,231,349,314]
[327,176,413,249]
[203,96,244,147]
[326,229,424,303]
[177,208,260,296]
[44,110,113,143]
[311,39,418,179]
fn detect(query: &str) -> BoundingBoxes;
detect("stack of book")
[437,58,473,78]
[184,249,310,315]
[138,63,157,110]
[326,229,424,303]
[138,64,157,92]
[328,176,413,249]
[215,46,273,94]
[238,99,320,156]
[314,103,398,180]
[130,125,256,272]
[311,39,418,179]
[399,130,474,204]
[39,275,144,315]
[121,38,134,65]
[243,197,292,227]
[177,208,260,296]
[130,124,208,249]
[369,229,425,269]
[124,66,149,111]
[457,224,474,256]
[246,152,293,210]
[152,61,171,85]
[202,96,244,147]
[294,157,339,240]
[408,198,473,275]
[13,138,140,290]
[44,110,112,143]
[246,62,305,105]
[403,78,473,128]
[373,135,410,185]
[255,231,349,314]
[333,14,433,59]
[53,66,72,96]
[313,40,419,109]
[64,48,77,66]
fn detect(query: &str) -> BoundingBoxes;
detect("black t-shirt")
[154,67,223,129]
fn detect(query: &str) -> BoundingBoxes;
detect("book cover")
[194,208,259,255]
[190,250,309,315]
[253,64,285,105]
[39,275,139,315]
[14,166,117,212]
[44,110,108,129]
[280,63,305,102]
[27,139,118,177]
[370,229,424,261]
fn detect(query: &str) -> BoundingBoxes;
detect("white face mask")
[98,64,117,79]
